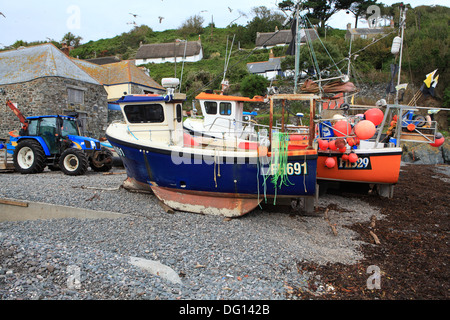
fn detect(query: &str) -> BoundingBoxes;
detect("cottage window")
[68,88,84,104]
[204,102,217,115]
[124,104,165,123]
[219,102,232,116]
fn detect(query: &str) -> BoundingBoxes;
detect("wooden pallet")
[0,148,14,171]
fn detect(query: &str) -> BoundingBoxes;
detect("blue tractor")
[6,100,112,175]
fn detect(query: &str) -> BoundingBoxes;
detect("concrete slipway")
[0,198,126,222]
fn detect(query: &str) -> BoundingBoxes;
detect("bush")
[240,74,269,98]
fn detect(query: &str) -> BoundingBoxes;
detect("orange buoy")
[342,153,349,161]
[333,120,352,137]
[354,120,376,140]
[325,157,336,168]
[318,139,329,150]
[339,146,347,153]
[347,137,355,147]
[407,123,416,131]
[364,108,384,126]
[348,152,358,163]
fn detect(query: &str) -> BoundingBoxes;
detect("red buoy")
[430,136,445,148]
[333,120,352,137]
[329,140,337,150]
[364,108,384,126]
[325,157,336,168]
[342,154,349,161]
[339,146,347,153]
[318,139,329,150]
[354,120,376,140]
[348,152,358,163]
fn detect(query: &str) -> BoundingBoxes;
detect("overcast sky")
[0,0,448,48]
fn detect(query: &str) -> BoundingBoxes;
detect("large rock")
[401,140,450,164]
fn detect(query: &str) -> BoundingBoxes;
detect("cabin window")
[204,101,217,115]
[176,104,182,123]
[124,104,165,123]
[219,102,232,116]
[26,120,38,136]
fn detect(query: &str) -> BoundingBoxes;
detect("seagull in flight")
[129,13,140,18]
[0,12,5,18]
[228,7,233,12]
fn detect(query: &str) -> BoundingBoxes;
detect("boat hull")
[317,149,402,184]
[106,134,318,216]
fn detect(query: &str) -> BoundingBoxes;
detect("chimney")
[60,42,73,56]
[269,49,274,59]
[347,23,351,30]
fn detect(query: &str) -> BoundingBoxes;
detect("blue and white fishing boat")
[105,79,319,217]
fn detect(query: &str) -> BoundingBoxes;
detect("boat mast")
[294,7,300,93]
[395,4,407,104]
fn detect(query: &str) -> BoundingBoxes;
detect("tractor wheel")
[13,140,47,174]
[89,147,113,172]
[59,148,89,176]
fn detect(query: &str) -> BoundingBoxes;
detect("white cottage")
[135,40,203,65]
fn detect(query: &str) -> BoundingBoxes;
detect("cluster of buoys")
[326,108,383,141]
[324,152,359,169]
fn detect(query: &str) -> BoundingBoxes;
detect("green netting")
[262,132,294,205]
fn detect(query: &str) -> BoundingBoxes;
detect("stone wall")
[0,77,108,139]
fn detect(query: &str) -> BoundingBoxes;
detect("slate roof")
[0,43,100,85]
[72,58,164,91]
[135,41,202,59]
[247,57,283,74]
[86,56,121,65]
[255,29,318,47]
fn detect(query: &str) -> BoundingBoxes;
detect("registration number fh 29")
[338,156,372,170]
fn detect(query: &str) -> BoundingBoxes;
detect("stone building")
[0,43,108,139]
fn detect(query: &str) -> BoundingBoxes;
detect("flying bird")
[0,12,5,18]
[129,13,140,18]
[228,7,233,12]
[158,16,164,23]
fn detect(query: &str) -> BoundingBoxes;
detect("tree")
[277,0,356,29]
[340,0,379,28]
[61,32,82,48]
[235,6,285,46]
[178,15,204,37]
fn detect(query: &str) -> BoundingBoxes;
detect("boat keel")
[150,185,262,217]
